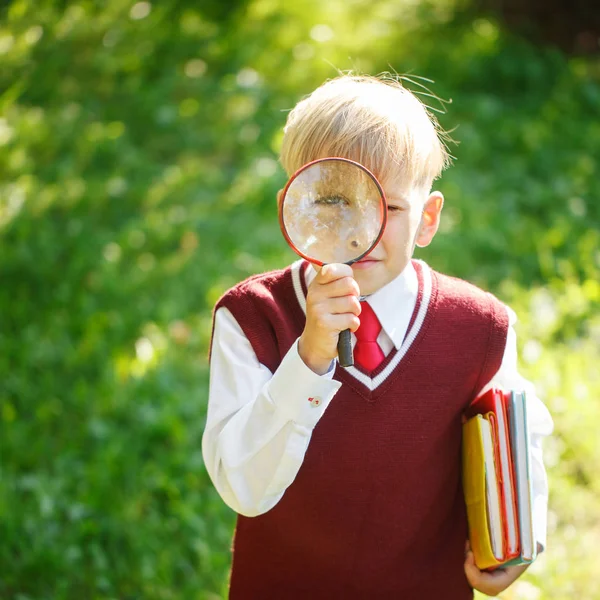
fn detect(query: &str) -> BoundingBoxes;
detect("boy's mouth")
[353,258,381,270]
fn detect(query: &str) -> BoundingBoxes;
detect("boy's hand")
[298,263,361,375]
[464,541,530,597]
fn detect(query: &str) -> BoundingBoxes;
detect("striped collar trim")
[290,259,308,314]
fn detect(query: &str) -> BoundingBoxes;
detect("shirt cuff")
[267,339,342,428]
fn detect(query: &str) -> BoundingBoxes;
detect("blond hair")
[280,74,451,190]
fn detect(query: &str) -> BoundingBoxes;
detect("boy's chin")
[352,268,393,296]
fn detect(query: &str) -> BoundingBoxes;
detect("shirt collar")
[304,260,419,350]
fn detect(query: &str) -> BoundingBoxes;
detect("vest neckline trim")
[290,259,433,393]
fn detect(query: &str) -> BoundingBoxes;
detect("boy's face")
[349,182,444,296]
[277,181,443,297]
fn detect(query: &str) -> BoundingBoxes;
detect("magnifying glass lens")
[280,158,386,266]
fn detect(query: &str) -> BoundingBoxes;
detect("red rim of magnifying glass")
[278,157,388,267]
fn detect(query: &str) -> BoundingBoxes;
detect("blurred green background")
[1,0,599,598]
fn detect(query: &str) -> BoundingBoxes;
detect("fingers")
[311,275,360,303]
[463,549,480,586]
[299,263,362,374]
[306,283,361,332]
[463,549,515,597]
[326,276,360,299]
[316,263,356,286]
[315,263,360,298]
[327,312,361,333]
[315,295,361,317]
[309,306,360,333]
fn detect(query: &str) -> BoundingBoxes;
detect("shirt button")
[309,396,322,407]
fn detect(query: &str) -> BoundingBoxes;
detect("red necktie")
[354,301,385,372]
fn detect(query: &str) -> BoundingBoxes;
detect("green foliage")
[0,0,598,598]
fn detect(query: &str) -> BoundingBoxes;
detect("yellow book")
[462,414,504,570]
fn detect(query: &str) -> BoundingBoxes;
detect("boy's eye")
[315,195,350,207]
[387,205,405,213]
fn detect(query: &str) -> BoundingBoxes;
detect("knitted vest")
[214,260,509,599]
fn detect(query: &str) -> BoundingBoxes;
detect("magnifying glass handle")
[337,329,353,367]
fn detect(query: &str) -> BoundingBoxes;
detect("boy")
[202,75,554,598]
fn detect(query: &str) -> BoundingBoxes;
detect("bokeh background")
[1,0,599,598]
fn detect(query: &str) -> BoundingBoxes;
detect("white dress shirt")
[202,260,554,551]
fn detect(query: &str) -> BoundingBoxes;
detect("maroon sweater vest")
[214,260,509,599]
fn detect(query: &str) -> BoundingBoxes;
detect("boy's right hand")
[298,263,361,375]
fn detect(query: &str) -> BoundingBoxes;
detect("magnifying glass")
[279,157,388,368]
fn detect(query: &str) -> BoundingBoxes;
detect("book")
[504,390,537,566]
[481,414,504,560]
[466,388,520,561]
[462,414,504,570]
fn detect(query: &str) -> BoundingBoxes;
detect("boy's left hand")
[464,541,530,597]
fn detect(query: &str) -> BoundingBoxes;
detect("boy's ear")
[415,191,444,248]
